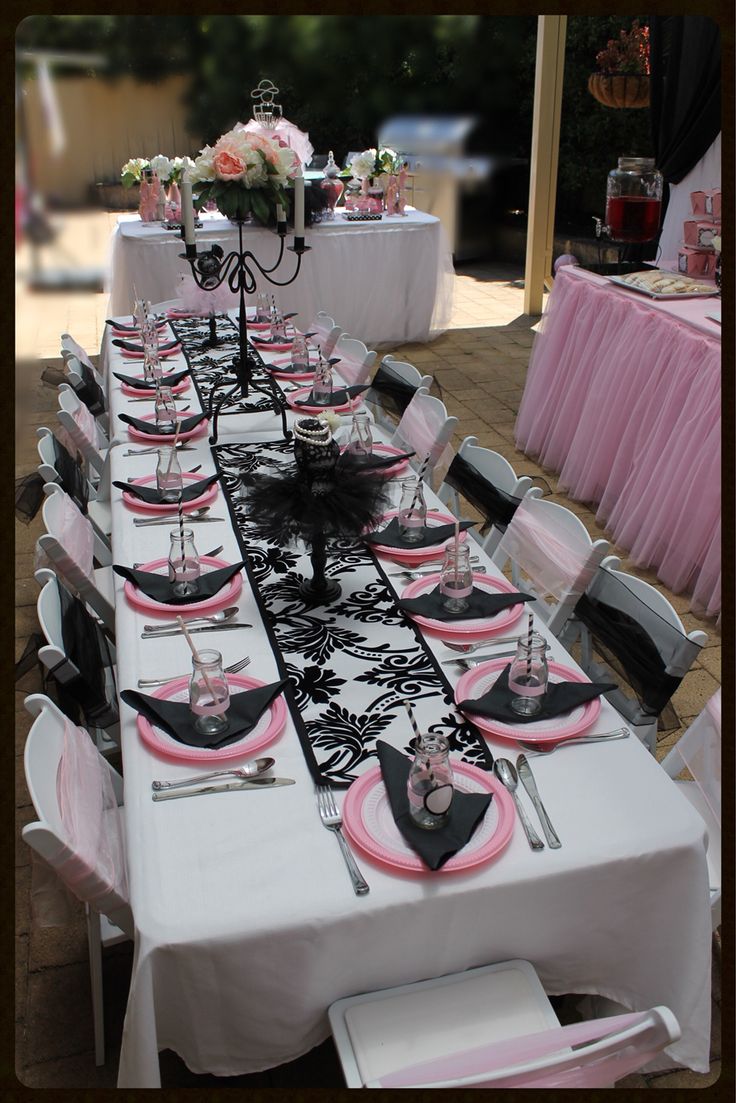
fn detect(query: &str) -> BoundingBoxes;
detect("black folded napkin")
[457,663,616,724]
[267,363,313,376]
[118,412,206,436]
[346,451,416,474]
[112,337,181,352]
[113,561,243,605]
[107,317,167,332]
[113,368,190,390]
[376,741,493,871]
[113,474,219,505]
[365,516,476,550]
[295,384,369,407]
[400,584,534,622]
[121,679,288,749]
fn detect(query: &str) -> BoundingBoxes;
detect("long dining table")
[102,313,713,1087]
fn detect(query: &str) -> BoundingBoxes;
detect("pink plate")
[125,412,208,444]
[342,760,515,874]
[455,658,602,745]
[252,339,294,353]
[121,472,219,514]
[123,555,242,615]
[121,344,182,360]
[241,312,271,331]
[113,317,168,333]
[112,324,170,339]
[266,359,316,382]
[341,442,412,478]
[121,377,190,397]
[370,508,469,564]
[136,673,287,762]
[401,572,526,641]
[284,386,365,415]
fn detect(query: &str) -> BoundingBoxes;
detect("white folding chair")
[36,484,115,632]
[661,690,721,929]
[57,386,111,489]
[60,333,98,375]
[437,435,543,554]
[37,427,112,542]
[492,496,609,639]
[329,959,680,1089]
[22,693,132,1066]
[367,355,433,433]
[575,555,707,754]
[331,334,377,387]
[390,387,458,491]
[307,310,342,358]
[35,569,119,751]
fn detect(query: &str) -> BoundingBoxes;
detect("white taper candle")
[181,171,196,246]
[294,168,305,238]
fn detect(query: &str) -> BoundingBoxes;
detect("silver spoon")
[493,759,544,850]
[396,566,488,583]
[133,506,211,525]
[442,635,527,654]
[142,606,239,633]
[519,729,630,755]
[151,755,274,791]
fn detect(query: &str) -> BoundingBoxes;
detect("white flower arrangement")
[120,158,150,187]
[349,149,377,181]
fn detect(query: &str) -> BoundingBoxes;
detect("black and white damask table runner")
[212,438,494,787]
[169,313,279,414]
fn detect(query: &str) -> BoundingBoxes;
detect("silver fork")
[316,786,369,896]
[137,655,251,688]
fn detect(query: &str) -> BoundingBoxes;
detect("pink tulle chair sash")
[56,720,128,911]
[334,354,366,385]
[497,498,596,598]
[395,402,448,465]
[72,402,102,452]
[54,493,95,580]
[375,1011,666,1089]
[674,689,721,825]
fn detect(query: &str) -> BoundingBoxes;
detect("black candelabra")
[181,217,310,443]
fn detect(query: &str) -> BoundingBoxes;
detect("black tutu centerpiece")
[246,417,393,603]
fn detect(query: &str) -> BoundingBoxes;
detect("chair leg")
[86,905,105,1065]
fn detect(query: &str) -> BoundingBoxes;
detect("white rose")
[150,154,173,181]
[121,157,148,179]
[189,145,217,184]
[350,149,377,179]
[272,145,300,184]
[241,148,268,189]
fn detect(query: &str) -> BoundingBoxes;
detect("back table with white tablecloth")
[103,318,712,1087]
[107,210,454,346]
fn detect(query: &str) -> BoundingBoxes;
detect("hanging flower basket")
[588,73,650,108]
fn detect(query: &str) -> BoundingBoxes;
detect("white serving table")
[105,320,713,1087]
[107,210,454,346]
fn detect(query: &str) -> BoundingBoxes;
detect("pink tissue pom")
[554,253,580,273]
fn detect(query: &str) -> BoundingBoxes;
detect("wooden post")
[523,15,567,317]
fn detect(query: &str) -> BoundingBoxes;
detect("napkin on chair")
[456,664,616,723]
[113,368,190,390]
[399,586,534,622]
[113,561,243,605]
[376,741,493,871]
[118,413,206,436]
[113,474,219,505]
[365,517,476,550]
[121,680,288,749]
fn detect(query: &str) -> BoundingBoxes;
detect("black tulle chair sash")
[53,435,89,513]
[443,453,522,536]
[72,361,106,418]
[55,581,118,729]
[364,367,418,420]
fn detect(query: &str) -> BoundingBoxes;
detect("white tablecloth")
[104,324,712,1087]
[107,211,454,346]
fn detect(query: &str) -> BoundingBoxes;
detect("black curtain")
[649,16,721,185]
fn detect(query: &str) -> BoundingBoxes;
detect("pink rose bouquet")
[189,125,300,224]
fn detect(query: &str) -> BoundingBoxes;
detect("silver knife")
[516,755,561,849]
[141,622,252,639]
[441,650,517,664]
[152,777,295,800]
[133,517,225,526]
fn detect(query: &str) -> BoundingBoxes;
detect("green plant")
[595,20,650,76]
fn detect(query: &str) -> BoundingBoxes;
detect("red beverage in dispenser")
[605,196,661,243]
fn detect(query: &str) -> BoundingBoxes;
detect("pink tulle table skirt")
[515,267,721,616]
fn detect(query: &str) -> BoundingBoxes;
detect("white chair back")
[60,333,97,374]
[331,334,376,386]
[57,386,110,485]
[37,485,114,631]
[308,311,342,358]
[391,387,458,490]
[22,693,131,934]
[661,690,721,928]
[493,496,609,636]
[328,958,680,1090]
[437,435,543,554]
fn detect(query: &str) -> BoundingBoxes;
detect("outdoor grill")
[377,115,527,262]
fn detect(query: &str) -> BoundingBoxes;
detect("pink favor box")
[690,189,721,220]
[683,219,720,249]
[677,247,716,278]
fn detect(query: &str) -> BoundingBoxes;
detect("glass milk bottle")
[189,649,230,737]
[407,733,454,830]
